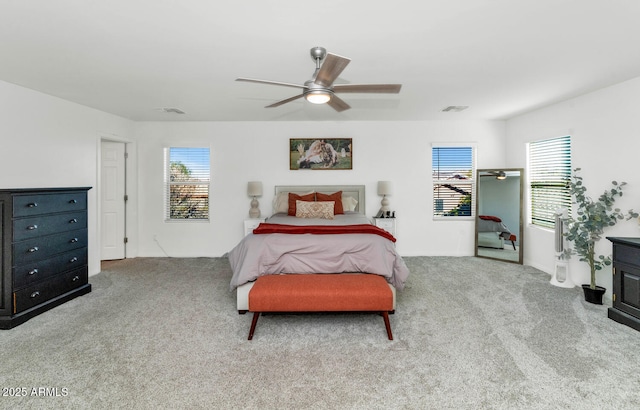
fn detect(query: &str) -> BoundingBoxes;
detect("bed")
[477,215,516,250]
[228,185,410,312]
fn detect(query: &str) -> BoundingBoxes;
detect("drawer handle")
[30,291,40,298]
[29,269,39,275]
[69,218,78,224]
[28,246,39,253]
[69,257,79,263]
[72,276,80,282]
[27,202,38,208]
[69,199,78,204]
[70,237,79,243]
[27,224,38,230]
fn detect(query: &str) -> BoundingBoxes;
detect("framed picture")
[290,138,353,170]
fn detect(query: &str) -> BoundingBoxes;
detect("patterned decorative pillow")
[295,200,335,219]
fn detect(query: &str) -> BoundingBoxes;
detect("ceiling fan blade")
[333,84,402,94]
[265,94,304,108]
[236,78,307,90]
[314,53,351,87]
[327,95,351,112]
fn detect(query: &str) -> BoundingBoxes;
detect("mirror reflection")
[475,168,523,264]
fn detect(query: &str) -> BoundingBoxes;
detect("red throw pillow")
[288,193,315,215]
[316,191,344,215]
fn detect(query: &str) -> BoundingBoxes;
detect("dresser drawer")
[13,191,87,217]
[614,243,640,267]
[12,229,87,265]
[373,218,396,237]
[13,267,88,314]
[13,212,87,241]
[375,219,394,230]
[13,248,88,289]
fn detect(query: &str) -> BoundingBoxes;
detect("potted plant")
[563,168,638,304]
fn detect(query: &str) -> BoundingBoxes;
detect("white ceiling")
[1,1,639,122]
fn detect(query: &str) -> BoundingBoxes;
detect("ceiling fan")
[480,170,508,180]
[236,46,402,112]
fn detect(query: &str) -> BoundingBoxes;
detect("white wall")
[6,71,640,293]
[506,76,640,295]
[10,68,639,295]
[0,79,508,271]
[133,120,506,258]
[0,80,134,275]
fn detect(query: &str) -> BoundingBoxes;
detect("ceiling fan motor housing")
[310,47,327,63]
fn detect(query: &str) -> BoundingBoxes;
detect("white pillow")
[273,192,289,213]
[295,200,334,219]
[342,196,358,212]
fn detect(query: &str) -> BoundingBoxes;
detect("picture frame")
[290,138,353,170]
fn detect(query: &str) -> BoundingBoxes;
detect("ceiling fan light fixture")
[237,46,401,112]
[496,171,507,180]
[305,90,331,104]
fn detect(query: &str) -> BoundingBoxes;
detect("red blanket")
[252,223,396,242]
[479,215,502,222]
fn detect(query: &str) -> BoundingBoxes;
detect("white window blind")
[528,135,571,228]
[164,147,210,220]
[432,145,475,218]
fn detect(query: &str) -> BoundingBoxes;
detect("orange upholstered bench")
[248,274,394,340]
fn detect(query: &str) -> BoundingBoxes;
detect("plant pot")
[582,284,606,305]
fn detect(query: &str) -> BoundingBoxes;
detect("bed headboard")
[274,185,366,215]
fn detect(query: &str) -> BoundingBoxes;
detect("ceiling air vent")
[441,106,469,112]
[156,107,186,114]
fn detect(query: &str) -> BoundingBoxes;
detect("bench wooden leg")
[382,311,393,340]
[248,312,260,340]
[249,311,393,340]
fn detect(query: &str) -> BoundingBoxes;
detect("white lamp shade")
[247,181,263,197]
[377,181,393,196]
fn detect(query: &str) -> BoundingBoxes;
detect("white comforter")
[228,228,409,291]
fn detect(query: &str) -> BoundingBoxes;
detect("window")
[528,135,571,228]
[164,147,210,221]
[432,145,476,218]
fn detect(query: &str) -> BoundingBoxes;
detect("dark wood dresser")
[606,237,640,332]
[1,187,92,329]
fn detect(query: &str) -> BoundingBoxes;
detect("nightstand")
[244,218,265,236]
[374,217,396,238]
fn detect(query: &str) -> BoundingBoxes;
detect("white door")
[101,141,126,260]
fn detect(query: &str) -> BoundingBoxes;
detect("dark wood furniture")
[1,187,92,329]
[606,237,640,332]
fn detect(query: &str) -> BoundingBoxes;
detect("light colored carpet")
[1,256,638,409]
